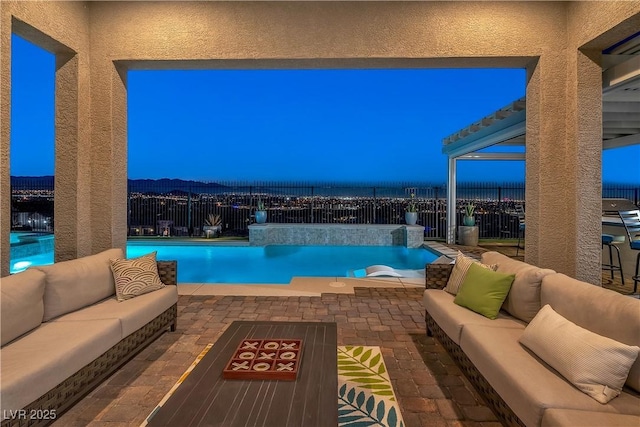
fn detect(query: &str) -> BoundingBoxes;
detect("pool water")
[127,244,437,283]
[10,239,437,283]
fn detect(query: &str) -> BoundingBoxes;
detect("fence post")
[187,187,192,231]
[373,186,377,224]
[497,186,502,238]
[311,186,314,223]
[434,186,439,239]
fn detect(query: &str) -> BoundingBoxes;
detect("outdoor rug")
[337,346,404,427]
[142,344,404,427]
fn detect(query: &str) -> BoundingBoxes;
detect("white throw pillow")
[519,304,640,404]
[110,251,165,302]
[444,251,497,295]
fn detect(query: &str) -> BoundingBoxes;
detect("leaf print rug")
[338,346,405,427]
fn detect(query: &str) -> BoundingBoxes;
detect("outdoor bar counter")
[602,216,637,284]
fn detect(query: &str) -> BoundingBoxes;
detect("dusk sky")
[10,34,640,185]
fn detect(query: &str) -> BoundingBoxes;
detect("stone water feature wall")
[248,224,425,248]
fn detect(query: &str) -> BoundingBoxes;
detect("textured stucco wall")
[2,1,639,280]
[86,0,568,259]
[0,1,90,277]
[88,1,565,60]
[523,0,640,283]
[567,1,640,283]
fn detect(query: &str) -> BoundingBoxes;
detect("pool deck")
[177,275,426,296]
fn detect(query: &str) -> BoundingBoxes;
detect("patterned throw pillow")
[444,251,497,295]
[110,251,165,302]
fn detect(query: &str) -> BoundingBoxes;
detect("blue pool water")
[127,244,437,283]
[10,234,437,283]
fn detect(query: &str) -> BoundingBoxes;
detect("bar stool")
[618,209,640,294]
[602,234,625,285]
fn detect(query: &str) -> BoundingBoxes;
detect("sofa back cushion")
[1,269,46,346]
[34,248,124,321]
[541,273,640,392]
[481,251,555,323]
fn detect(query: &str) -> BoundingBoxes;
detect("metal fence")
[10,177,640,240]
[124,180,530,239]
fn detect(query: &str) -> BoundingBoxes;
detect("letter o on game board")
[253,362,271,371]
[280,351,296,359]
[239,352,255,359]
[264,342,279,350]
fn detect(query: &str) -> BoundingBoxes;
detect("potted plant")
[202,213,222,237]
[463,202,476,226]
[255,199,267,224]
[405,193,418,225]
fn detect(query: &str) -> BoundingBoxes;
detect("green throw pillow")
[454,262,515,319]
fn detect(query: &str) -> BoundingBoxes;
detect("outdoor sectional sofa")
[424,251,640,427]
[0,248,178,427]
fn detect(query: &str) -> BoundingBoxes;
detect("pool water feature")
[10,239,437,284]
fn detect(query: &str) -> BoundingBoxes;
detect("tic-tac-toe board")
[222,339,302,380]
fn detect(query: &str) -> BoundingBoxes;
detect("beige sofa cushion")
[481,251,555,323]
[423,289,525,345]
[35,248,124,321]
[541,273,640,392]
[0,318,121,412]
[57,285,178,337]
[459,324,640,427]
[1,269,46,346]
[520,304,639,404]
[542,408,640,427]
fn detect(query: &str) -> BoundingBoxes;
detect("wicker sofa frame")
[1,260,179,427]
[425,263,526,427]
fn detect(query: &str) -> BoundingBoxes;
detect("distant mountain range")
[12,176,634,200]
[10,176,230,194]
[9,176,456,197]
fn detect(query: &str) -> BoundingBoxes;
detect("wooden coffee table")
[146,321,338,427]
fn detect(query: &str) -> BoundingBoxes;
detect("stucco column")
[90,62,128,255]
[55,52,94,261]
[569,49,603,284]
[0,10,11,277]
[525,50,602,283]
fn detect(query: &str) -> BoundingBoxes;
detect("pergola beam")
[603,132,640,149]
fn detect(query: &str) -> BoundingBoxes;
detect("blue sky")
[10,34,640,184]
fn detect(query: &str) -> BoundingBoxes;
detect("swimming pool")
[127,244,437,283]
[10,240,437,283]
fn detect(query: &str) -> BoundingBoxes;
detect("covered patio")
[2,2,640,284]
[2,2,640,426]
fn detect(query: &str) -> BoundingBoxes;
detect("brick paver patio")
[54,287,501,427]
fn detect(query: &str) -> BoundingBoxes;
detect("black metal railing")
[124,180,528,239]
[10,177,640,240]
